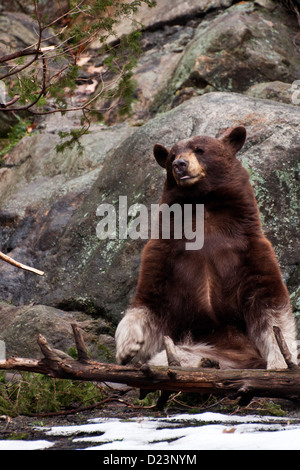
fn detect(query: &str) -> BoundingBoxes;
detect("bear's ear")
[220,126,246,153]
[153,143,169,168]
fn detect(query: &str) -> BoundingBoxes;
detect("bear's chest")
[167,237,243,318]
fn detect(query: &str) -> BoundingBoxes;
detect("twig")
[0,1,43,80]
[163,336,181,367]
[0,49,42,65]
[0,251,44,276]
[156,336,182,409]
[71,323,89,362]
[273,326,300,370]
[44,0,86,29]
[27,395,156,418]
[0,95,20,108]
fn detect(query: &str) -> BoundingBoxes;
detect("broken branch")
[0,251,44,276]
[273,326,299,370]
[163,335,181,367]
[71,323,89,362]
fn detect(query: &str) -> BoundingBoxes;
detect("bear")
[115,126,297,369]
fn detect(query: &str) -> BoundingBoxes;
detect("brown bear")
[115,126,297,369]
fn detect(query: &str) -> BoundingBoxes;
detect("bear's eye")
[170,153,176,162]
[195,147,204,155]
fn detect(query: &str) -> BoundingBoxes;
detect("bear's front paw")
[115,319,144,365]
[199,357,220,369]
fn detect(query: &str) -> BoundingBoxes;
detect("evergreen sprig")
[0,0,156,119]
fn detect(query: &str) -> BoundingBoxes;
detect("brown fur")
[115,127,297,369]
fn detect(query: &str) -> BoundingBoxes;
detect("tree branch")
[0,1,43,81]
[0,251,44,276]
[163,335,181,367]
[0,49,42,65]
[273,326,300,370]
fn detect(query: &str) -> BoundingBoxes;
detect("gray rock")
[96,1,300,124]
[0,121,134,306]
[245,81,295,104]
[0,11,59,57]
[0,302,115,360]
[0,0,69,22]
[91,0,240,124]
[0,340,5,360]
[154,1,300,112]
[100,0,236,45]
[0,122,134,218]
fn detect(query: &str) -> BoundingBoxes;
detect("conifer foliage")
[0,0,156,122]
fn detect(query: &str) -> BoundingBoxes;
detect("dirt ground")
[1,390,300,450]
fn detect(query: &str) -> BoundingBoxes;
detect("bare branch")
[0,94,20,108]
[71,323,89,362]
[44,0,86,29]
[163,336,181,367]
[0,251,44,276]
[273,326,300,370]
[0,49,42,65]
[0,1,44,81]
[0,0,147,117]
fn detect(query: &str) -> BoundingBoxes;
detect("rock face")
[101,0,300,121]
[0,0,69,23]
[166,2,300,96]
[0,120,134,305]
[0,0,299,358]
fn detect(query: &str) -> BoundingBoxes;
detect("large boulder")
[0,118,134,308]
[93,0,300,123]
[0,302,115,360]
[105,0,235,38]
[53,93,300,323]
[1,92,298,326]
[141,1,300,114]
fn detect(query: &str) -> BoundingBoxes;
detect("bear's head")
[153,126,247,191]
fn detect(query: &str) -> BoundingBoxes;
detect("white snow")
[1,412,300,450]
[0,439,54,450]
[73,413,300,450]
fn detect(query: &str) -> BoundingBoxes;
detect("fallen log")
[0,325,299,405]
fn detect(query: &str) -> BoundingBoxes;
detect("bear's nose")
[173,158,188,175]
